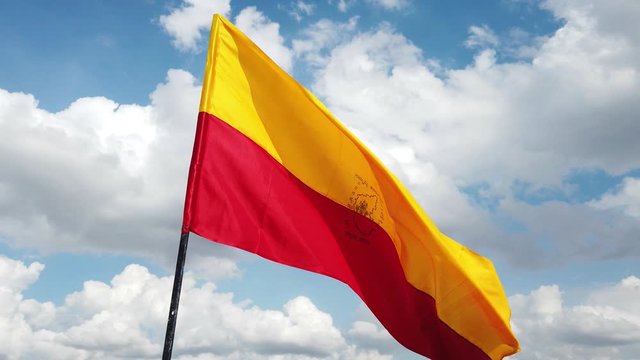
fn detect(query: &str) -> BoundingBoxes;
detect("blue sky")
[1,0,639,359]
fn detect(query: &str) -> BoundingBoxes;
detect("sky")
[0,0,639,359]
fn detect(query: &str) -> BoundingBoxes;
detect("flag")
[182,14,519,359]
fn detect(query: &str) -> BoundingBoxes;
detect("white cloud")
[590,177,640,218]
[0,255,43,292]
[159,0,296,60]
[313,0,640,184]
[465,25,500,49]
[366,0,410,11]
[542,0,640,48]
[0,70,248,277]
[287,0,315,22]
[501,28,548,60]
[509,276,640,359]
[0,255,397,359]
[347,321,396,354]
[234,7,294,72]
[160,4,295,70]
[159,0,231,52]
[318,11,639,185]
[293,16,359,67]
[304,0,640,264]
[334,0,354,12]
[295,0,315,15]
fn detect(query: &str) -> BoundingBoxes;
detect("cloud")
[347,321,396,354]
[366,0,410,11]
[159,0,231,52]
[314,5,640,186]
[590,177,640,218]
[296,1,315,15]
[542,0,640,47]
[303,0,640,265]
[234,7,294,72]
[333,0,355,12]
[0,255,399,359]
[0,70,248,277]
[293,16,359,67]
[286,0,316,22]
[159,0,296,67]
[509,276,640,359]
[0,255,43,292]
[465,25,500,49]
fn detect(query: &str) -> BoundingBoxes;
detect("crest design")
[345,175,385,238]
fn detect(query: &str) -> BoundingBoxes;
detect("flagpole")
[162,231,190,360]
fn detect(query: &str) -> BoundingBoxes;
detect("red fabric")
[183,112,489,360]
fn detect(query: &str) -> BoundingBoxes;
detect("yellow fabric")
[200,14,519,359]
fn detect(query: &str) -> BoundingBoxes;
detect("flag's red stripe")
[184,112,489,360]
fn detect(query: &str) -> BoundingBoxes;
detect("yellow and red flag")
[183,14,519,359]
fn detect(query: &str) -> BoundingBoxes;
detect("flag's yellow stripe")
[200,15,518,359]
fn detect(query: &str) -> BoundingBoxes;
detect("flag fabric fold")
[183,14,519,360]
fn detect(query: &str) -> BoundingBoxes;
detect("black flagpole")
[162,231,190,360]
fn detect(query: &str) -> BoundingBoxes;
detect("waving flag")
[182,14,519,359]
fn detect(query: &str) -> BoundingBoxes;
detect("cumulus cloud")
[159,1,296,68]
[314,4,640,186]
[304,0,640,264]
[234,7,294,72]
[0,255,399,359]
[509,276,640,359]
[0,69,247,277]
[0,255,43,292]
[347,321,396,354]
[159,0,231,52]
